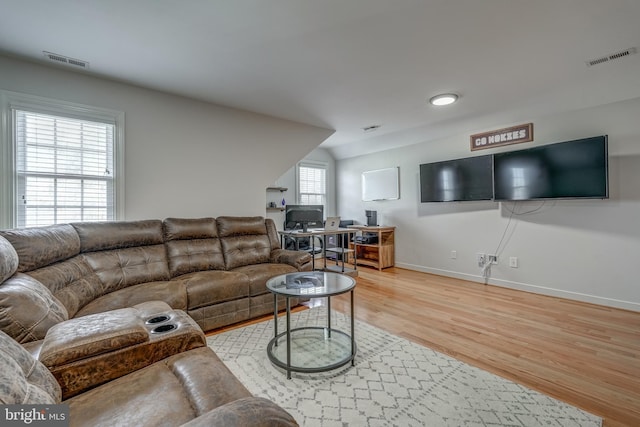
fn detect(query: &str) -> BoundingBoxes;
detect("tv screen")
[420,155,493,202]
[493,135,608,201]
[284,205,324,230]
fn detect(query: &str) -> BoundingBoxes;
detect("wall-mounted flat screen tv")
[493,135,608,201]
[420,155,493,202]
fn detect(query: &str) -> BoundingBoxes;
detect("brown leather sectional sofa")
[0,215,311,343]
[0,216,310,426]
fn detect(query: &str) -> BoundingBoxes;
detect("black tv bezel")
[492,135,609,202]
[284,204,324,230]
[419,154,494,203]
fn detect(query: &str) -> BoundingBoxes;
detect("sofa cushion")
[216,216,267,238]
[0,236,18,283]
[221,235,271,270]
[0,330,61,404]
[72,220,164,252]
[82,245,171,293]
[27,256,105,318]
[66,347,252,426]
[0,273,69,343]
[217,217,271,269]
[75,281,187,318]
[176,270,249,309]
[164,217,225,277]
[163,217,218,240]
[0,224,80,273]
[232,263,298,296]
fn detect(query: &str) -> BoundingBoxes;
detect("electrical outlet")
[487,254,498,264]
[476,253,486,267]
[450,250,457,259]
[509,257,518,268]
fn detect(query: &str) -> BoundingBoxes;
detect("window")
[297,162,326,206]
[1,91,124,229]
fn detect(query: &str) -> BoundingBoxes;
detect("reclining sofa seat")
[0,329,298,427]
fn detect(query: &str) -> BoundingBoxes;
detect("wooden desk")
[350,226,395,271]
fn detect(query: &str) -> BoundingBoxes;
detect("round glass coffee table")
[266,271,356,379]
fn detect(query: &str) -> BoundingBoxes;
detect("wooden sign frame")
[470,123,533,151]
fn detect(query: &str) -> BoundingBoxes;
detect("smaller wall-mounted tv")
[493,135,608,201]
[420,155,493,202]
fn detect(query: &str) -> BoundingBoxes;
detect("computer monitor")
[285,205,324,232]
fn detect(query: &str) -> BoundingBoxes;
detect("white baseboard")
[396,262,640,313]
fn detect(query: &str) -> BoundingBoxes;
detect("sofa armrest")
[40,308,149,367]
[40,304,206,399]
[270,249,312,271]
[181,397,298,427]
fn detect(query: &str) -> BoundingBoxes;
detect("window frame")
[296,160,327,207]
[0,90,125,229]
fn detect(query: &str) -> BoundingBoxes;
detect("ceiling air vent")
[586,47,637,67]
[43,51,89,69]
[362,124,381,133]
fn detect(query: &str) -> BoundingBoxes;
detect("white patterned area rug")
[207,308,601,427]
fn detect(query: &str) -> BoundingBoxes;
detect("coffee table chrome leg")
[351,289,355,366]
[273,293,278,347]
[286,296,291,379]
[327,295,332,338]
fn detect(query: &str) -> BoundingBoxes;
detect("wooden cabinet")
[350,226,395,271]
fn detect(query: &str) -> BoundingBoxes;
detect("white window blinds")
[14,110,115,227]
[298,163,326,205]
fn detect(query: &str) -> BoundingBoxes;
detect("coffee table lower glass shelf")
[267,326,356,373]
[266,271,356,379]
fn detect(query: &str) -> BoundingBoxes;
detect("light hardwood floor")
[211,267,640,427]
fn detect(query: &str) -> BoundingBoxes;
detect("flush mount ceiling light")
[429,93,458,106]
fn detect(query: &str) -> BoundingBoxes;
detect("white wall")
[337,97,640,311]
[0,55,333,222]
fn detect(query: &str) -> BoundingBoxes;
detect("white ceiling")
[1,0,640,159]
